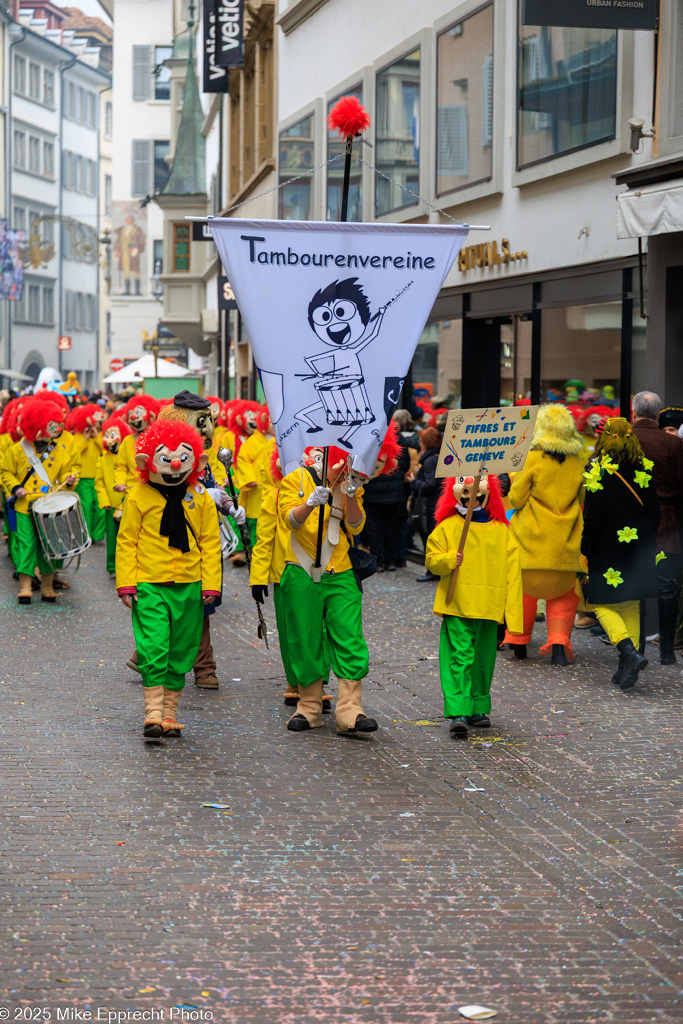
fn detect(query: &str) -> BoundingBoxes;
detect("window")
[68,82,77,120]
[104,174,112,217]
[28,136,40,174]
[375,48,420,215]
[43,69,54,107]
[278,114,314,220]
[29,63,41,101]
[13,206,26,233]
[436,3,494,196]
[104,101,112,137]
[76,293,83,331]
[77,156,84,193]
[79,87,86,124]
[14,130,26,170]
[88,92,97,128]
[541,303,621,406]
[153,238,163,275]
[43,287,54,324]
[326,85,363,221]
[154,46,173,100]
[14,55,26,95]
[154,140,170,192]
[88,159,96,196]
[28,284,40,322]
[43,141,54,178]
[133,45,152,101]
[86,295,96,332]
[131,139,151,196]
[518,19,617,169]
[172,223,190,272]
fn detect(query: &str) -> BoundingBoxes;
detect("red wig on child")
[435,475,507,526]
[66,403,102,434]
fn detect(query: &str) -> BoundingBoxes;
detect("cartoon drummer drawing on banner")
[294,278,386,450]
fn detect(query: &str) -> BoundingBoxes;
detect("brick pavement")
[0,545,681,1023]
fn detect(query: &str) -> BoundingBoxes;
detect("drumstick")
[445,476,480,604]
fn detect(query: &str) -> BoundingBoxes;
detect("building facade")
[273,0,681,414]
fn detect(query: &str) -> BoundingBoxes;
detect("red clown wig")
[0,397,24,439]
[134,420,204,485]
[268,442,283,485]
[101,415,132,441]
[377,421,401,474]
[123,394,160,426]
[66,403,102,434]
[19,399,63,443]
[435,474,508,526]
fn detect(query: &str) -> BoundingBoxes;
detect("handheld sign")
[434,405,539,603]
[435,405,539,479]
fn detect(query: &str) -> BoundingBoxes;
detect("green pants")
[132,582,204,691]
[273,582,297,688]
[76,478,105,542]
[104,508,119,574]
[4,496,17,567]
[246,516,257,551]
[14,510,52,576]
[439,615,497,718]
[281,565,368,687]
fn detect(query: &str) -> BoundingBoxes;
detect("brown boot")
[195,673,218,689]
[143,685,164,738]
[287,678,324,731]
[40,573,57,603]
[283,684,299,707]
[336,678,378,735]
[162,688,184,736]
[18,573,33,605]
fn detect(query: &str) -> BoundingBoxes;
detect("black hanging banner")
[522,0,658,31]
[202,0,229,93]
[215,0,244,68]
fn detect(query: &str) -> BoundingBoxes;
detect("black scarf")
[149,481,191,553]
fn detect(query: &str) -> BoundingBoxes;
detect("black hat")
[658,407,683,431]
[173,390,211,410]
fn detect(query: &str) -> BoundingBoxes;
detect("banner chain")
[352,154,468,227]
[218,154,345,216]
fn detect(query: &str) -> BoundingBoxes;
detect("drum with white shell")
[31,491,91,563]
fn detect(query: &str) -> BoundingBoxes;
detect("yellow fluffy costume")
[503,405,585,664]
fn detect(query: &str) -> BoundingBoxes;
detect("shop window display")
[518,17,617,168]
[500,317,532,406]
[541,303,621,409]
[412,320,463,411]
[436,3,494,196]
[327,85,363,221]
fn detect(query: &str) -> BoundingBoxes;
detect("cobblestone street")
[0,546,681,1024]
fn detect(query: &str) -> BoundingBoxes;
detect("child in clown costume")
[426,475,523,738]
[116,420,222,737]
[1,399,78,604]
[66,403,107,542]
[114,395,160,495]
[94,415,131,575]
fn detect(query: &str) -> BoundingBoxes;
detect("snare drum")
[31,491,91,563]
[315,374,373,426]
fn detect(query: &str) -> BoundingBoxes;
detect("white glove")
[208,487,230,511]
[306,485,331,508]
[341,474,365,496]
[230,503,246,526]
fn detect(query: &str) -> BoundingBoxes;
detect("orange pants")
[504,588,579,660]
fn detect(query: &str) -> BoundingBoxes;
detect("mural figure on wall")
[112,203,147,296]
[0,220,24,301]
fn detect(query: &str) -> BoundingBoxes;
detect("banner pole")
[445,475,481,604]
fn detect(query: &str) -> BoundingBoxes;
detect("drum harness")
[12,439,57,502]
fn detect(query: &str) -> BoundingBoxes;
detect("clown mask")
[241,410,258,436]
[129,404,153,433]
[136,441,207,486]
[305,447,348,484]
[38,419,63,443]
[83,419,99,440]
[452,475,491,511]
[103,425,123,454]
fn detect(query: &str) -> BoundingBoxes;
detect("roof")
[61,6,112,40]
[161,52,205,197]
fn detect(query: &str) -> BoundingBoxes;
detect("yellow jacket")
[73,433,102,479]
[259,438,280,501]
[1,440,76,512]
[56,430,80,475]
[426,515,523,630]
[214,427,236,455]
[94,450,124,509]
[0,433,13,468]
[278,468,365,574]
[250,485,289,586]
[113,433,139,491]
[115,480,222,592]
[207,441,230,487]
[508,449,585,572]
[233,430,269,519]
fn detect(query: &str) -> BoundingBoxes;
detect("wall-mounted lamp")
[628,117,656,154]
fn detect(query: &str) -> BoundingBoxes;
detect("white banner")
[208,218,469,474]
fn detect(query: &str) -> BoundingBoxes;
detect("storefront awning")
[616,178,683,238]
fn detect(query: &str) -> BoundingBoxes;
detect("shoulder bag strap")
[614,470,644,507]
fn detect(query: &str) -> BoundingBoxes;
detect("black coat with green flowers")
[581,461,661,605]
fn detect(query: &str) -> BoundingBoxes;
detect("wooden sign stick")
[445,475,481,604]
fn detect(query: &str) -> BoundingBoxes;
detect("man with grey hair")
[632,391,683,664]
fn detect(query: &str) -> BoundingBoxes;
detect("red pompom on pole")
[327,95,371,139]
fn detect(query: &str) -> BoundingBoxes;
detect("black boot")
[551,644,568,666]
[512,644,527,660]
[657,578,679,665]
[611,652,625,686]
[616,638,648,691]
